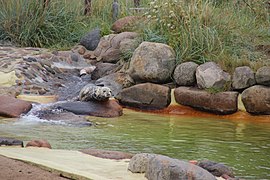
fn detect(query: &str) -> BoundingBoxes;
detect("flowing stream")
[0,107,270,179]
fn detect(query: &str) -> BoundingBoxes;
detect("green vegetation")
[142,0,270,71]
[0,0,269,71]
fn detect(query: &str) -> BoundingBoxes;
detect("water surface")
[0,109,270,179]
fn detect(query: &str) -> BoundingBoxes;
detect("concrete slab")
[0,147,146,180]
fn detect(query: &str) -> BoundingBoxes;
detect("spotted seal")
[79,84,112,102]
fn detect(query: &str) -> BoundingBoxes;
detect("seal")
[79,84,112,102]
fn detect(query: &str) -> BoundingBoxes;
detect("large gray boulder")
[95,73,135,96]
[241,85,270,115]
[173,62,198,86]
[94,32,139,63]
[255,66,270,86]
[91,63,119,80]
[196,62,231,90]
[128,153,157,173]
[128,42,176,83]
[145,155,216,180]
[232,66,256,90]
[174,87,239,115]
[80,28,101,51]
[116,83,171,110]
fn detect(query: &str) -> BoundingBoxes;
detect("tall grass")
[0,0,100,48]
[141,0,270,70]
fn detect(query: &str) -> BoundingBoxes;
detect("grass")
[0,0,269,72]
[141,0,270,71]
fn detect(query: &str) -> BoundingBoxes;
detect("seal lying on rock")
[79,84,112,101]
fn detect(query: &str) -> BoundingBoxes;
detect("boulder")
[94,32,139,63]
[0,137,23,147]
[255,66,270,86]
[241,85,270,115]
[26,140,52,149]
[173,62,198,86]
[145,155,216,180]
[174,87,238,114]
[56,100,123,118]
[91,63,119,80]
[111,16,141,33]
[198,160,234,177]
[128,153,157,173]
[232,66,256,90]
[0,95,32,118]
[80,149,133,160]
[196,62,231,90]
[128,42,176,83]
[95,73,135,96]
[116,83,171,110]
[79,28,101,51]
[119,38,140,60]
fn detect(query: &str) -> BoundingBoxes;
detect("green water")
[0,109,270,179]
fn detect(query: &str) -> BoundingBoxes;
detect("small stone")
[26,139,52,149]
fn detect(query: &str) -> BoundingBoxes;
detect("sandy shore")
[0,155,68,180]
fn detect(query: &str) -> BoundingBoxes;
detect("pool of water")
[0,109,270,179]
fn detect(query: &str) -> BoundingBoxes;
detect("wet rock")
[116,83,171,110]
[94,32,139,63]
[198,160,234,178]
[128,42,176,83]
[255,66,270,86]
[26,140,52,149]
[173,62,198,86]
[0,137,23,147]
[128,153,157,173]
[241,85,270,115]
[56,100,123,118]
[80,28,101,51]
[80,149,133,160]
[174,87,238,115]
[145,155,216,180]
[232,66,256,90]
[111,16,141,33]
[37,111,92,127]
[95,73,135,96]
[0,95,32,118]
[91,63,119,80]
[196,62,231,90]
